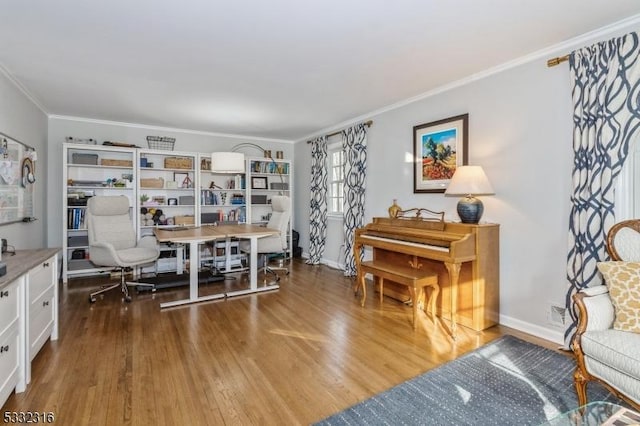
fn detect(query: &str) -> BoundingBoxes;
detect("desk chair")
[242,195,290,282]
[87,195,159,303]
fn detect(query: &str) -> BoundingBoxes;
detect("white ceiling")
[2,1,640,142]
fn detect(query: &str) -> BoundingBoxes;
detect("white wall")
[0,71,48,249]
[47,118,294,249]
[293,23,640,343]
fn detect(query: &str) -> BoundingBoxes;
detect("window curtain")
[307,136,328,265]
[564,31,640,348]
[342,123,368,276]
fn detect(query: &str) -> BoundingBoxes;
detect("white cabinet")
[245,157,292,225]
[61,144,294,279]
[0,278,22,407]
[137,149,197,275]
[246,157,293,255]
[63,143,136,282]
[0,249,59,408]
[197,153,247,225]
[26,258,57,368]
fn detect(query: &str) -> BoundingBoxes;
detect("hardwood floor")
[3,259,563,425]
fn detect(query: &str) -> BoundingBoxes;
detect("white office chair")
[242,195,290,282]
[86,195,159,303]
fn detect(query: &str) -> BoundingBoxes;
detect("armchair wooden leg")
[574,368,588,406]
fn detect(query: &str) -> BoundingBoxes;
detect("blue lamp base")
[457,196,484,224]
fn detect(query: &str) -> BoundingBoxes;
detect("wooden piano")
[354,216,499,336]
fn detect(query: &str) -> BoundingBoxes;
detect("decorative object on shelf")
[65,136,97,145]
[168,198,178,205]
[146,136,176,151]
[413,114,468,193]
[251,176,268,189]
[173,172,190,188]
[276,151,283,159]
[388,199,401,218]
[444,165,494,224]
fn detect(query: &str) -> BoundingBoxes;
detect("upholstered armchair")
[572,219,640,410]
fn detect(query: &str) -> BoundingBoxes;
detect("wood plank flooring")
[3,259,565,425]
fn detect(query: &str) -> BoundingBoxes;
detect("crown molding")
[0,62,48,116]
[48,115,295,144]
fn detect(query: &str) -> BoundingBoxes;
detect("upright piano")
[354,216,499,334]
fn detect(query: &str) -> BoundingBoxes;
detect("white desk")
[154,225,279,308]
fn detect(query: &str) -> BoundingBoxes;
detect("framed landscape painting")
[413,114,468,193]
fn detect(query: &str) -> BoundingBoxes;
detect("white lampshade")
[211,152,245,173]
[445,166,495,196]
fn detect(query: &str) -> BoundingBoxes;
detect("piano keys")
[354,217,499,335]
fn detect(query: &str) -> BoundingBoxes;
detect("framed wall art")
[251,176,268,189]
[413,113,468,193]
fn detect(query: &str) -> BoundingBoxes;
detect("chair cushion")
[115,246,159,267]
[614,227,640,262]
[597,262,640,333]
[582,329,640,382]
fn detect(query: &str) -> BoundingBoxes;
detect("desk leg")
[224,237,232,272]
[226,235,279,298]
[189,241,198,300]
[161,240,226,308]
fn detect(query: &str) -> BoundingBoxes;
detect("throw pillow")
[597,261,640,333]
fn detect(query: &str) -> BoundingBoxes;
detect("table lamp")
[210,152,245,173]
[444,165,494,224]
[211,143,285,190]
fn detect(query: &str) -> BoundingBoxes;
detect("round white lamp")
[444,165,494,224]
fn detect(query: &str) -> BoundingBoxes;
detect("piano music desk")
[356,260,439,329]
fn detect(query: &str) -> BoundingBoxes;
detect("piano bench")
[357,260,439,329]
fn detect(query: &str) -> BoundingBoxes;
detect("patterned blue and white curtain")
[307,136,328,265]
[342,123,368,276]
[564,31,640,348]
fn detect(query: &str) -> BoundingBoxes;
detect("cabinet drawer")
[0,280,19,336]
[29,258,54,302]
[0,326,19,407]
[29,287,54,360]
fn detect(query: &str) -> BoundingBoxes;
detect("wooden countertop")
[0,248,61,289]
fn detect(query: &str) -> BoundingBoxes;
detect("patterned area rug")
[316,335,620,425]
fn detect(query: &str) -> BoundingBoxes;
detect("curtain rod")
[547,54,570,67]
[306,120,373,143]
[0,131,35,150]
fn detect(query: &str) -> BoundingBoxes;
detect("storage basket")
[164,157,193,169]
[146,136,175,151]
[140,177,164,188]
[71,153,98,165]
[101,159,133,167]
[174,215,195,225]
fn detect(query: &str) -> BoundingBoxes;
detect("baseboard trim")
[499,314,564,345]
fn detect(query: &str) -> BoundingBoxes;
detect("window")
[328,144,344,215]
[615,137,640,220]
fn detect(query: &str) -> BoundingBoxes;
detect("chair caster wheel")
[125,296,132,303]
[89,296,96,303]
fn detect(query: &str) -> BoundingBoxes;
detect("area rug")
[316,335,621,425]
